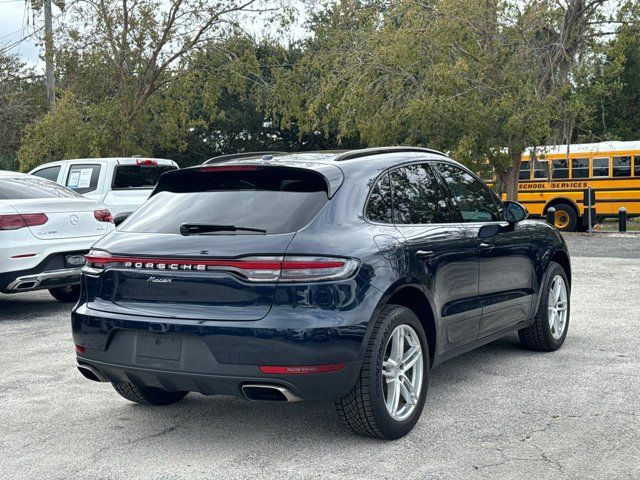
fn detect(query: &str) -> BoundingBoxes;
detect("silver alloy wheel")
[382,324,424,421]
[548,275,569,340]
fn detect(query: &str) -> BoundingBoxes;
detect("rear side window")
[112,165,177,189]
[572,158,588,178]
[66,164,101,194]
[121,167,329,234]
[366,173,393,223]
[0,177,80,199]
[390,164,450,224]
[613,156,631,177]
[32,166,61,182]
[552,159,569,179]
[592,157,609,177]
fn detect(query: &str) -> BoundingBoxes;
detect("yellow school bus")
[511,141,640,231]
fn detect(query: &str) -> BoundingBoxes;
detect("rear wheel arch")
[374,285,437,367]
[543,197,580,215]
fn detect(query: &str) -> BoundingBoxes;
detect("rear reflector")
[83,251,360,283]
[93,209,113,223]
[136,159,158,166]
[0,213,48,230]
[259,364,345,375]
[75,344,86,354]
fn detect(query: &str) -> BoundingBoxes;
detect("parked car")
[29,157,178,217]
[72,147,571,439]
[1,171,115,302]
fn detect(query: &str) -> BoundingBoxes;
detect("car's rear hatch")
[85,162,344,321]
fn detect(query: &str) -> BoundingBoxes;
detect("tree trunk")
[500,152,522,201]
[43,0,55,110]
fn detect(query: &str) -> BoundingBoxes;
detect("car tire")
[551,203,577,231]
[519,261,570,351]
[112,382,188,406]
[335,304,429,439]
[49,286,80,303]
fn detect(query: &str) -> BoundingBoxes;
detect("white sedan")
[0,171,115,302]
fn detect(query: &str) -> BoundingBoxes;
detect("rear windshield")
[120,167,329,234]
[0,177,80,199]
[112,165,177,189]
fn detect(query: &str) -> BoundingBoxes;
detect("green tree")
[269,0,610,199]
[18,0,286,169]
[0,53,46,170]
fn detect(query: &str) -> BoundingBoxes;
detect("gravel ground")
[1,238,639,479]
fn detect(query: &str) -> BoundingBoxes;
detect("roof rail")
[334,146,447,162]
[203,151,287,165]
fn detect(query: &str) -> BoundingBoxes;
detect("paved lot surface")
[1,237,639,479]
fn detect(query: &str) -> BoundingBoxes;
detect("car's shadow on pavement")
[98,334,530,443]
[0,292,72,321]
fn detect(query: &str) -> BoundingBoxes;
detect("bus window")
[519,161,531,180]
[613,156,631,177]
[552,159,569,179]
[571,158,588,178]
[592,157,610,177]
[533,161,549,179]
[634,156,640,177]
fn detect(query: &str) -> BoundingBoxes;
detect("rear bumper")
[72,302,370,400]
[0,251,87,293]
[5,267,81,292]
[76,356,361,401]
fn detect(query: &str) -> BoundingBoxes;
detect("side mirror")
[113,212,131,227]
[503,201,528,223]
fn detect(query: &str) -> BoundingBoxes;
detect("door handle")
[416,250,435,259]
[479,242,494,254]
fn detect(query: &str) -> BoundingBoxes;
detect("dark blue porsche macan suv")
[72,147,571,439]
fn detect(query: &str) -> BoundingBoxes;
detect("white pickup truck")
[29,157,178,217]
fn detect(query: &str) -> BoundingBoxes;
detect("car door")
[389,163,481,356]
[434,162,535,339]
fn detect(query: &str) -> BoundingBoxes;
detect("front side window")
[592,157,609,177]
[613,156,631,177]
[66,164,101,194]
[389,164,450,224]
[366,173,393,223]
[436,163,501,222]
[552,159,569,179]
[32,166,61,182]
[572,158,589,178]
[519,161,531,180]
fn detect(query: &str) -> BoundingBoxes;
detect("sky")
[0,0,310,70]
[0,0,44,66]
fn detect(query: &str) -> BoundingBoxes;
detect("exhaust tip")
[77,364,106,382]
[241,384,300,402]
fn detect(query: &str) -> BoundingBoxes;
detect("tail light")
[93,209,113,223]
[83,251,359,282]
[0,213,48,230]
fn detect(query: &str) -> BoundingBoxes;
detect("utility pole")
[43,0,55,110]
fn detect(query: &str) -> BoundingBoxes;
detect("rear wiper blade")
[179,223,267,235]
